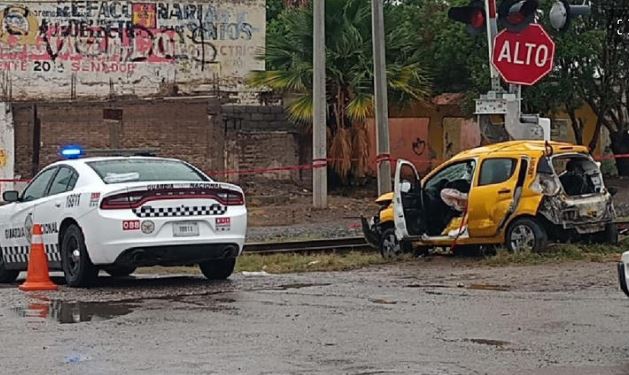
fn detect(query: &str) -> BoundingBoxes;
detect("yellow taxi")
[362,141,617,257]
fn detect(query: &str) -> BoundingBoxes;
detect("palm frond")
[346,93,374,121]
[286,94,314,122]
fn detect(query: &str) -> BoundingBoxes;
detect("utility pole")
[312,0,327,208]
[371,0,391,196]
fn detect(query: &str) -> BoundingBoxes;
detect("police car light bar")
[60,145,84,159]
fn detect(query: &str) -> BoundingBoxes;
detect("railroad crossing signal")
[492,24,556,85]
[549,0,592,32]
[497,0,539,33]
[447,0,487,35]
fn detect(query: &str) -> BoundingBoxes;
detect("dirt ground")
[243,178,379,228]
[1,258,627,374]
[245,177,629,229]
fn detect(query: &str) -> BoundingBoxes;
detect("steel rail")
[243,236,369,254]
[244,219,629,254]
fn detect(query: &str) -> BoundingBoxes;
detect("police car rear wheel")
[0,252,18,283]
[103,265,136,278]
[61,224,98,287]
[199,258,236,280]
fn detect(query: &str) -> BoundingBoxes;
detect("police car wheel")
[61,224,98,287]
[199,258,236,280]
[103,266,137,278]
[0,251,19,283]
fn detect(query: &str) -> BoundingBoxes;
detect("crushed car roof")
[452,140,589,160]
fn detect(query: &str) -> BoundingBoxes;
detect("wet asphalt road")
[1,261,628,375]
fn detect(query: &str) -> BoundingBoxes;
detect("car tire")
[380,228,403,258]
[592,223,619,245]
[103,265,137,278]
[505,217,548,253]
[60,224,98,287]
[0,250,19,283]
[199,258,236,280]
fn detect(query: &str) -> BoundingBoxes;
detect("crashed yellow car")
[362,140,618,257]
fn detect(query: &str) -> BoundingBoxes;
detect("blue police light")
[60,145,84,159]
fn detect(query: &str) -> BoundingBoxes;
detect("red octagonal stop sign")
[492,24,556,86]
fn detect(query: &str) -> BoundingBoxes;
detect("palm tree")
[250,0,430,182]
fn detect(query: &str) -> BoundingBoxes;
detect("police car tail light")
[217,191,244,206]
[100,192,145,209]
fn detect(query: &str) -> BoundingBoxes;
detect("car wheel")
[103,265,137,278]
[380,228,402,258]
[592,223,619,245]
[506,217,548,253]
[199,258,236,280]
[0,250,19,283]
[60,224,98,287]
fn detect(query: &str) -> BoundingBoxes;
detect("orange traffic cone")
[19,224,57,291]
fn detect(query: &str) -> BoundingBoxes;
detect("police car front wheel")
[60,224,98,287]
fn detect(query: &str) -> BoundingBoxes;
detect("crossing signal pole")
[313,0,327,208]
[371,0,392,196]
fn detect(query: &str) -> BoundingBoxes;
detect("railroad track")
[243,236,370,254]
[243,219,629,254]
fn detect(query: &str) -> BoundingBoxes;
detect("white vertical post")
[0,103,14,193]
[371,0,392,195]
[313,0,328,208]
[485,0,501,91]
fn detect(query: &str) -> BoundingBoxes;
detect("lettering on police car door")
[66,194,81,208]
[42,222,58,234]
[5,227,26,239]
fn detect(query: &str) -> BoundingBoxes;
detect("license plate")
[173,222,199,237]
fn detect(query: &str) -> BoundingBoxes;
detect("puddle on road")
[463,338,511,347]
[12,300,136,324]
[369,298,398,305]
[466,283,511,291]
[277,283,332,290]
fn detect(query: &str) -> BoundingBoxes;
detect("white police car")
[0,150,247,287]
[619,251,629,297]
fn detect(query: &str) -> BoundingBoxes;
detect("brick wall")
[224,130,301,183]
[222,104,293,132]
[12,98,223,178]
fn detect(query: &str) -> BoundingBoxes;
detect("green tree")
[249,0,430,182]
[522,0,629,175]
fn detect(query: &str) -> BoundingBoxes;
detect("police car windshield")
[87,159,209,184]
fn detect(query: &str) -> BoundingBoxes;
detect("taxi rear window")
[87,159,209,184]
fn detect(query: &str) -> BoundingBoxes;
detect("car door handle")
[55,202,62,208]
[498,189,511,194]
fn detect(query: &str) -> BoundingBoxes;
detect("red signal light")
[448,0,486,35]
[498,0,539,33]
[471,9,485,29]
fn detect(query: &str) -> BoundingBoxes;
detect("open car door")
[393,159,423,239]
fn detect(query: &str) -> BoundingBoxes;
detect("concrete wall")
[12,98,223,178]
[0,0,265,100]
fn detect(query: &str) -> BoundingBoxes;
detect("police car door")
[37,166,80,267]
[1,167,58,268]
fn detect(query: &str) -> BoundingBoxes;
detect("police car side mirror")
[2,190,19,203]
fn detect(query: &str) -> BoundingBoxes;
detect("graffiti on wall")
[0,0,265,99]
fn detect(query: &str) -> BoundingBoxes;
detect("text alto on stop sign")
[491,24,556,86]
